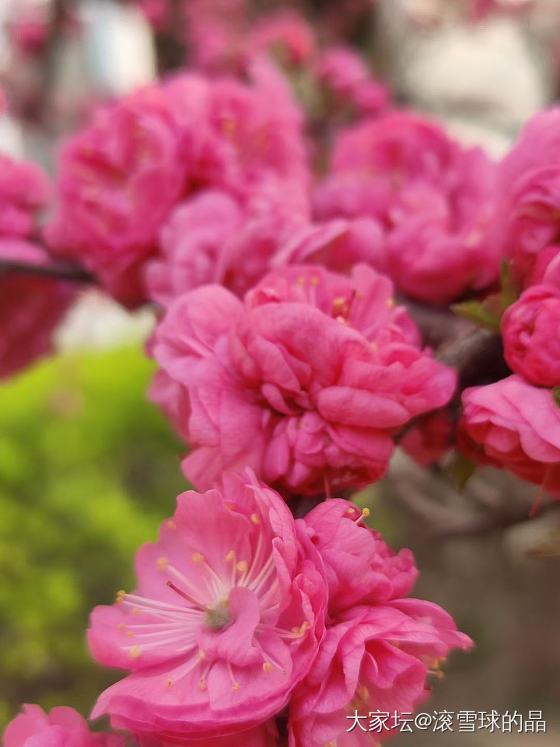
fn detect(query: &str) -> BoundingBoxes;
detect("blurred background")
[0,0,559,743]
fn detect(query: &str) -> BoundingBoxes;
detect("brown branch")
[0,259,93,283]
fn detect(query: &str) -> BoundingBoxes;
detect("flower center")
[204,599,231,630]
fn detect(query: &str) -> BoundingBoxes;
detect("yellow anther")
[129,646,141,659]
[225,550,236,562]
[198,649,206,660]
[310,276,319,285]
[232,682,241,692]
[386,298,395,308]
[224,502,235,511]
[362,507,370,519]
[117,623,126,631]
[192,552,205,563]
[332,296,346,311]
[126,631,133,638]
[166,679,173,689]
[116,590,126,603]
[199,678,207,692]
[236,561,248,573]
[358,685,370,701]
[132,608,140,615]
[263,662,274,673]
[156,557,168,571]
[167,519,176,529]
[250,513,260,525]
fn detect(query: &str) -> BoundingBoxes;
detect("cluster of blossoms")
[6,474,471,746]
[458,110,560,498]
[4,0,560,743]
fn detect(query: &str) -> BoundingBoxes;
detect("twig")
[0,258,93,283]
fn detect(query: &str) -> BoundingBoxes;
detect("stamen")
[166,679,173,689]
[250,513,260,525]
[167,581,205,610]
[129,646,141,659]
[192,552,205,563]
[156,557,168,571]
[167,520,176,529]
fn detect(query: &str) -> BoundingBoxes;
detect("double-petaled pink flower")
[501,284,560,387]
[314,112,499,303]
[150,264,456,496]
[289,499,473,746]
[88,472,326,741]
[46,65,308,306]
[460,376,560,497]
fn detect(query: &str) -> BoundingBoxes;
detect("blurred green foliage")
[0,347,188,727]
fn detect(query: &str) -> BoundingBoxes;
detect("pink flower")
[89,472,327,741]
[248,10,316,67]
[145,177,310,307]
[496,109,560,286]
[272,218,384,275]
[45,81,195,306]
[47,67,308,306]
[150,264,456,495]
[460,375,560,496]
[501,285,560,387]
[315,46,390,117]
[0,156,72,379]
[288,499,472,747]
[3,704,124,747]
[399,409,453,466]
[315,112,499,303]
[0,153,50,239]
[0,242,73,379]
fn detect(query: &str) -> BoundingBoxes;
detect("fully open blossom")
[46,66,308,306]
[496,109,560,286]
[288,500,472,746]
[314,112,499,303]
[89,473,326,741]
[3,704,125,746]
[150,264,456,495]
[460,376,560,496]
[501,285,560,387]
[315,46,390,118]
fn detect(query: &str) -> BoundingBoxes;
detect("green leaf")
[451,300,501,331]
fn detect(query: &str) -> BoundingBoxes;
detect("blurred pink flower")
[150,264,456,495]
[0,153,50,239]
[3,704,124,746]
[315,46,390,117]
[460,375,560,496]
[501,285,560,387]
[289,499,472,746]
[145,175,310,306]
[46,67,308,306]
[399,409,453,466]
[248,9,316,66]
[0,242,73,379]
[496,109,560,287]
[0,154,72,379]
[315,112,499,303]
[89,473,326,741]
